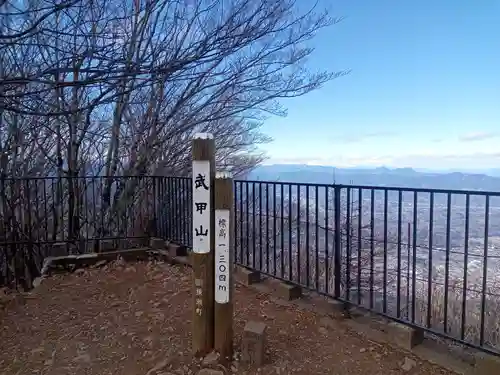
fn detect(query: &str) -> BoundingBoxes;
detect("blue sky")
[261,0,500,170]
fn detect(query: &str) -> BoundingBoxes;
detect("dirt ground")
[0,259,457,375]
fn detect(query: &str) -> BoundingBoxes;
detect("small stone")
[401,357,417,372]
[95,260,108,268]
[43,359,53,366]
[231,365,238,372]
[146,357,172,375]
[74,268,85,275]
[196,369,224,375]
[319,317,335,329]
[202,351,219,367]
[73,353,91,363]
[115,257,126,266]
[242,321,267,366]
[318,327,328,335]
[135,311,144,317]
[32,277,44,288]
[31,347,44,354]
[359,348,366,353]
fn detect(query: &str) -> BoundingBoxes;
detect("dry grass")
[0,259,458,375]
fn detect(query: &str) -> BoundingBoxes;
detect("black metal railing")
[0,175,165,289]
[2,174,500,356]
[232,180,500,357]
[155,176,192,246]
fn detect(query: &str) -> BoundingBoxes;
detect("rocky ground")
[0,259,458,374]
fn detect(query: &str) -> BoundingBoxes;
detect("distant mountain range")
[248,164,500,191]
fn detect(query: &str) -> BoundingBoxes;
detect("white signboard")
[215,209,230,303]
[192,160,211,254]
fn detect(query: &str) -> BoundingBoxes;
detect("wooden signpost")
[191,133,215,355]
[191,134,234,359]
[214,171,234,360]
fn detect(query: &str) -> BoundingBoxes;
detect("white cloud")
[458,132,499,142]
[266,151,500,169]
[332,131,396,144]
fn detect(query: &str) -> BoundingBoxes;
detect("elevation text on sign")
[215,209,230,303]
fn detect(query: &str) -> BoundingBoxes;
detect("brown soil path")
[0,260,456,375]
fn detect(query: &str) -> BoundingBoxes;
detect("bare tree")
[0,0,346,288]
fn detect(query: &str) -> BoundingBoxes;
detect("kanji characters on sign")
[192,160,211,254]
[218,217,227,238]
[194,173,209,190]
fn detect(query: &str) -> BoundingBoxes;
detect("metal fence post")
[191,133,215,356]
[334,185,342,299]
[214,171,234,362]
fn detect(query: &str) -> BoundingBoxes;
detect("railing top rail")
[238,178,500,197]
[3,174,500,197]
[0,175,179,181]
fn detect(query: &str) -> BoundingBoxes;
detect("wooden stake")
[191,133,215,356]
[214,171,234,361]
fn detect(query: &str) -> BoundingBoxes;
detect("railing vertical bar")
[297,184,301,284]
[34,179,41,251]
[43,179,49,243]
[397,190,403,318]
[239,182,244,265]
[179,178,184,245]
[480,195,489,347]
[346,187,351,302]
[265,182,270,273]
[185,177,190,246]
[412,191,418,323]
[152,177,157,239]
[246,181,250,267]
[305,185,310,287]
[83,178,90,247]
[259,182,263,272]
[175,178,180,243]
[444,193,452,333]
[370,189,375,309]
[334,186,341,298]
[315,185,320,290]
[280,183,284,278]
[252,182,256,269]
[461,193,470,339]
[383,189,388,313]
[427,192,434,328]
[288,183,292,281]
[325,186,330,294]
[357,188,362,305]
[167,177,172,240]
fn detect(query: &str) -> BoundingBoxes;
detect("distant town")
[241,164,500,286]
